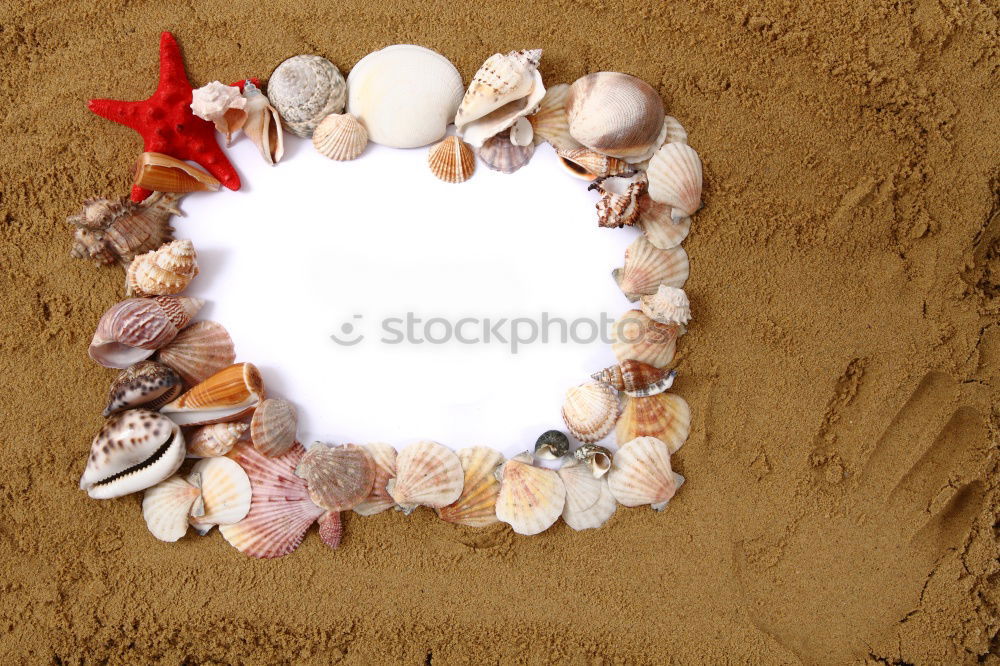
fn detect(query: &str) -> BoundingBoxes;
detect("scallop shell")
[561,382,621,444]
[186,422,247,458]
[562,476,617,530]
[477,131,534,174]
[592,359,676,398]
[611,309,682,368]
[616,393,691,454]
[188,456,252,534]
[454,50,546,148]
[80,409,186,499]
[573,444,613,479]
[250,398,298,457]
[312,113,368,160]
[662,116,688,145]
[296,443,375,512]
[155,320,236,386]
[268,55,347,138]
[89,296,204,369]
[161,362,264,427]
[387,440,464,514]
[495,452,566,535]
[637,192,691,249]
[353,443,398,516]
[68,192,182,266]
[317,510,343,549]
[190,81,248,145]
[428,136,476,183]
[534,430,569,460]
[647,142,703,218]
[590,173,647,228]
[242,82,284,165]
[612,236,689,301]
[527,83,580,151]
[126,239,199,297]
[133,152,221,193]
[436,446,504,527]
[640,285,691,326]
[556,147,631,181]
[142,475,202,542]
[347,44,465,148]
[221,442,325,559]
[607,436,682,510]
[557,458,602,515]
[566,72,665,161]
[103,360,183,416]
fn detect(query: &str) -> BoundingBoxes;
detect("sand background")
[1,1,998,663]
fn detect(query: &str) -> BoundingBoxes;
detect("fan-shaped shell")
[640,285,691,326]
[591,173,646,228]
[607,436,682,509]
[454,50,546,147]
[103,360,183,416]
[353,443,398,516]
[616,393,691,453]
[428,136,476,183]
[68,193,182,267]
[566,72,665,161]
[527,83,579,151]
[495,452,566,535]
[557,147,631,181]
[126,239,199,297]
[387,440,463,514]
[562,476,617,530]
[591,359,676,398]
[186,422,247,458]
[637,192,691,249]
[647,142,703,218]
[89,296,204,369]
[155,320,235,386]
[296,443,375,512]
[613,236,689,301]
[142,475,202,542]
[477,131,534,174]
[268,55,347,138]
[243,82,284,165]
[188,456,252,533]
[561,382,620,444]
[557,459,603,515]
[250,398,298,457]
[161,362,264,427]
[313,113,368,160]
[437,446,504,527]
[573,444,613,478]
[347,45,465,148]
[611,309,682,368]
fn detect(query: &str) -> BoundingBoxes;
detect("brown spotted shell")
[296,443,376,512]
[103,360,183,416]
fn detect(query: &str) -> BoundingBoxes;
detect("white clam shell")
[562,476,617,531]
[188,457,252,533]
[142,475,202,542]
[647,142,703,218]
[566,72,665,161]
[607,436,682,510]
[268,55,347,138]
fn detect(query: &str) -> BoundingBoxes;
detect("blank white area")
[175,134,637,457]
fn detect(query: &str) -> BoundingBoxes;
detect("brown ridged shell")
[428,136,476,183]
[250,398,298,457]
[296,443,375,512]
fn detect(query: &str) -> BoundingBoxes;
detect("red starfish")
[89,32,241,202]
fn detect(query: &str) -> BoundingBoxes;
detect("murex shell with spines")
[68,192,183,266]
[103,360,183,416]
[268,55,347,138]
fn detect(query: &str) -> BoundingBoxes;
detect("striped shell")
[125,239,199,297]
[661,116,688,145]
[557,459,603,516]
[613,236,690,301]
[141,475,202,542]
[250,398,298,457]
[312,113,368,160]
[647,142,703,218]
[477,132,534,174]
[387,441,463,514]
[561,382,620,444]
[186,422,247,458]
[557,147,631,181]
[591,173,646,228]
[437,446,504,527]
[156,320,236,386]
[428,136,476,183]
[591,359,676,398]
[611,310,682,368]
[89,296,204,369]
[566,72,665,161]
[616,393,691,453]
[296,443,375,512]
[103,360,182,416]
[161,362,264,427]
[495,452,566,535]
[188,456,252,534]
[527,83,579,151]
[353,443,398,516]
[637,192,691,250]
[607,436,682,510]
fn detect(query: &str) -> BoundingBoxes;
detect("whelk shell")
[428,136,476,183]
[133,152,221,193]
[142,475,203,542]
[296,443,375,512]
[592,359,676,398]
[387,440,463,514]
[190,81,247,145]
[242,82,284,165]
[312,113,368,161]
[566,72,665,161]
[155,320,236,386]
[534,430,569,460]
[563,476,617,530]
[477,131,534,174]
[187,456,252,534]
[454,49,546,148]
[561,382,621,444]
[607,436,682,510]
[495,452,566,536]
[610,309,683,368]
[250,398,298,457]
[590,173,647,228]
[347,44,465,149]
[616,392,691,453]
[353,443,398,516]
[557,147,631,181]
[437,446,504,527]
[80,409,186,499]
[103,360,183,416]
[68,192,182,266]
[527,83,580,151]
[647,142,703,219]
[89,296,204,369]
[573,444,613,479]
[186,421,247,458]
[125,239,199,297]
[268,55,347,138]
[640,285,691,326]
[161,362,264,427]
[637,192,691,250]
[612,236,690,301]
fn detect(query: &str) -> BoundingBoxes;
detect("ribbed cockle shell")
[607,436,683,510]
[155,320,236,387]
[616,393,691,453]
[250,398,298,457]
[428,136,476,183]
[613,236,689,302]
[647,142,703,219]
[161,363,264,427]
[477,131,534,174]
[89,296,204,369]
[637,192,691,250]
[312,113,368,160]
[610,309,683,368]
[561,382,620,444]
[296,443,376,512]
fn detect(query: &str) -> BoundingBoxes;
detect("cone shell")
[591,173,646,228]
[142,475,202,542]
[647,142,703,218]
[640,285,691,326]
[296,443,375,512]
[188,456,252,533]
[387,440,463,513]
[454,50,546,147]
[313,113,368,160]
[527,83,580,151]
[566,72,665,161]
[592,359,676,398]
[133,152,221,193]
[495,452,566,536]
[613,236,689,301]
[561,382,620,444]
[428,136,476,183]
[126,239,199,297]
[161,363,264,427]
[563,476,617,530]
[351,443,397,516]
[557,146,631,181]
[437,446,504,527]
[611,310,682,368]
[637,192,691,250]
[103,360,183,416]
[557,459,602,516]
[221,442,324,558]
[155,320,236,387]
[250,398,298,457]
[607,436,681,509]
[186,421,247,458]
[616,393,691,453]
[243,82,284,165]
[477,131,534,174]
[573,444,613,479]
[68,192,182,267]
[268,55,347,138]
[89,296,204,369]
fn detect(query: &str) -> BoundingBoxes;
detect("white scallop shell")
[268,55,347,138]
[612,236,689,301]
[557,459,602,515]
[607,436,682,510]
[142,475,202,542]
[562,476,617,531]
[647,142,703,218]
[386,440,463,513]
[561,382,620,444]
[610,309,683,368]
[187,457,252,534]
[495,452,566,535]
[637,193,691,249]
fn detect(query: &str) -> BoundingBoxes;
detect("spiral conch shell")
[611,310,683,368]
[647,142,703,219]
[103,360,183,416]
[616,392,691,453]
[592,359,676,398]
[353,443,397,516]
[242,82,284,165]
[68,193,182,266]
[155,320,236,386]
[268,55,347,138]
[640,285,691,326]
[312,113,368,161]
[296,443,376,512]
[186,422,247,458]
[190,81,247,145]
[428,136,476,183]
[161,362,264,427]
[126,239,199,297]
[591,173,646,228]
[387,440,463,514]
[437,446,505,527]
[561,382,621,444]
[613,236,689,301]
[573,444,613,479]
[495,452,566,535]
[566,72,665,162]
[89,296,204,369]
[454,50,546,148]
[607,436,683,510]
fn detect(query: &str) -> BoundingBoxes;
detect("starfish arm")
[157,32,186,93]
[88,99,147,132]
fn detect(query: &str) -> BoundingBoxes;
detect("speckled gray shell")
[268,55,347,138]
